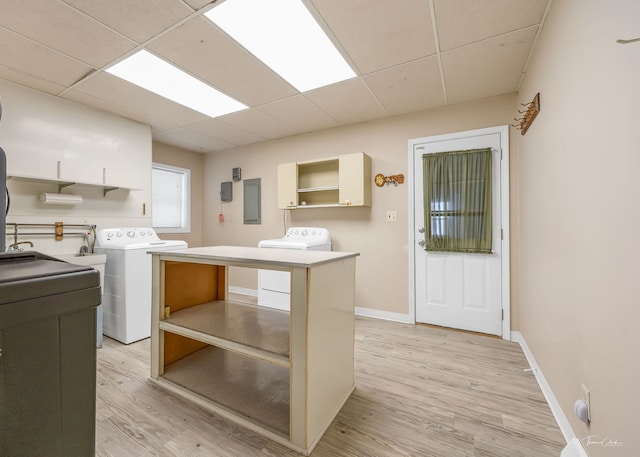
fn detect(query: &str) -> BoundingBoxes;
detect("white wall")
[515,0,640,454]
[0,79,151,255]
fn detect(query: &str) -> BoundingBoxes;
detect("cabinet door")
[277,162,298,209]
[338,152,371,206]
[58,109,150,189]
[102,122,151,189]
[4,146,59,181]
[59,150,104,184]
[0,89,60,180]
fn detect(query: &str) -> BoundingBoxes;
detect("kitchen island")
[148,246,359,455]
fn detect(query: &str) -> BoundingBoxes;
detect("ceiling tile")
[310,0,436,74]
[218,109,297,140]
[257,96,340,133]
[71,72,210,127]
[364,56,445,116]
[442,28,537,104]
[434,0,547,51]
[187,119,266,146]
[61,0,194,44]
[0,64,66,96]
[183,0,213,10]
[0,26,93,87]
[0,0,135,68]
[153,128,235,153]
[62,89,178,135]
[304,78,388,125]
[0,1,553,154]
[148,16,296,106]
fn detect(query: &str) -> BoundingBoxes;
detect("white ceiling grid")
[0,0,549,152]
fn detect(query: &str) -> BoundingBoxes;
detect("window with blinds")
[152,163,190,233]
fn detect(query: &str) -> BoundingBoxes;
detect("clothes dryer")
[258,227,331,311]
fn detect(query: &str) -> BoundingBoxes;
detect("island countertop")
[148,245,359,268]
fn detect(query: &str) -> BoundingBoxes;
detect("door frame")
[408,125,511,340]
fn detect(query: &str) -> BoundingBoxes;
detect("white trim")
[511,331,577,445]
[408,125,511,339]
[499,126,511,340]
[228,290,415,324]
[561,438,589,457]
[354,307,414,324]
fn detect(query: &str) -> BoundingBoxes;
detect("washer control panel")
[96,227,161,248]
[283,227,330,243]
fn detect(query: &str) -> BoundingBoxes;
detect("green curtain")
[422,148,492,253]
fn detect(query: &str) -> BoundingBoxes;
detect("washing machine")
[95,228,187,344]
[258,227,331,311]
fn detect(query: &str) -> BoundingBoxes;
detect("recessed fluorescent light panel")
[205,0,356,92]
[105,50,247,118]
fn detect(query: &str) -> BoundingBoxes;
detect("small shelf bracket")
[57,182,75,192]
[103,186,119,197]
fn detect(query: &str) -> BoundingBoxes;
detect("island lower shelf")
[158,343,290,436]
[160,300,290,367]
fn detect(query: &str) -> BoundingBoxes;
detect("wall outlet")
[581,384,591,421]
[386,211,397,222]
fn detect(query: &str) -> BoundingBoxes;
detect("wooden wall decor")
[374,173,404,187]
[512,92,540,135]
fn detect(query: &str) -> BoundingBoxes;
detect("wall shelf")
[277,152,371,209]
[297,185,339,193]
[8,173,140,195]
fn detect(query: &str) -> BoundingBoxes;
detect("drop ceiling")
[0,0,550,153]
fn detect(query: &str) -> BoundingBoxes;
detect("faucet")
[7,241,34,252]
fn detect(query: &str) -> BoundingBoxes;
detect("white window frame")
[151,162,191,233]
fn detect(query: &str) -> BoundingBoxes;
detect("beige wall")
[203,93,517,317]
[515,0,640,454]
[152,142,204,247]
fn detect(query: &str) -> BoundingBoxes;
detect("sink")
[54,253,106,266]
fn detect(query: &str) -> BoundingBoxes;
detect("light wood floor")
[96,317,565,456]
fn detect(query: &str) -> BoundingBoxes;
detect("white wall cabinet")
[277,152,371,209]
[0,79,150,192]
[149,246,358,456]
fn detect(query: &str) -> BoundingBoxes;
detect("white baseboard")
[227,289,414,326]
[228,286,257,297]
[511,331,587,456]
[560,438,589,457]
[354,307,414,324]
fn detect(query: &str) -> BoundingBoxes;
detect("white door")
[411,126,508,336]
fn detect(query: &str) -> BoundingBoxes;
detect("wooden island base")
[149,246,359,455]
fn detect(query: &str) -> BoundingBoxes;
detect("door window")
[422,148,492,253]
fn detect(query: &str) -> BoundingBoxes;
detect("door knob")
[418,240,425,247]
[418,227,426,233]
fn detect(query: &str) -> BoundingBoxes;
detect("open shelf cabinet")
[149,246,359,455]
[277,152,371,209]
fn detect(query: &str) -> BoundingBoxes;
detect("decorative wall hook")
[616,37,640,44]
[374,173,404,187]
[512,92,540,135]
